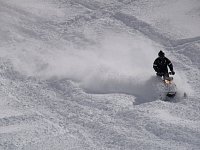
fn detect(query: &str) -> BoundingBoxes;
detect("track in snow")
[0,0,200,150]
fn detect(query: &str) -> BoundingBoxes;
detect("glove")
[171,71,175,75]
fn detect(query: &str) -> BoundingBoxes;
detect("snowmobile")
[158,72,177,101]
[163,72,177,99]
[159,72,188,102]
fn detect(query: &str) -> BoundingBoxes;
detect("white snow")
[0,0,200,149]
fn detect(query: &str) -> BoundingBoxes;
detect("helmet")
[158,50,165,57]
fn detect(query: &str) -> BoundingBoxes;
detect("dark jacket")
[153,57,173,74]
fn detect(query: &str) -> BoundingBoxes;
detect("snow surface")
[0,0,200,149]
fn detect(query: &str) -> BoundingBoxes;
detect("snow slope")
[0,0,200,149]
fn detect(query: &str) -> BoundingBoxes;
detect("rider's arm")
[153,59,159,72]
[167,58,173,72]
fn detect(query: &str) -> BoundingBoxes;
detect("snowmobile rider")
[153,50,175,77]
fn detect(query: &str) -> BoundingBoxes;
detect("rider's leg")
[156,72,163,77]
